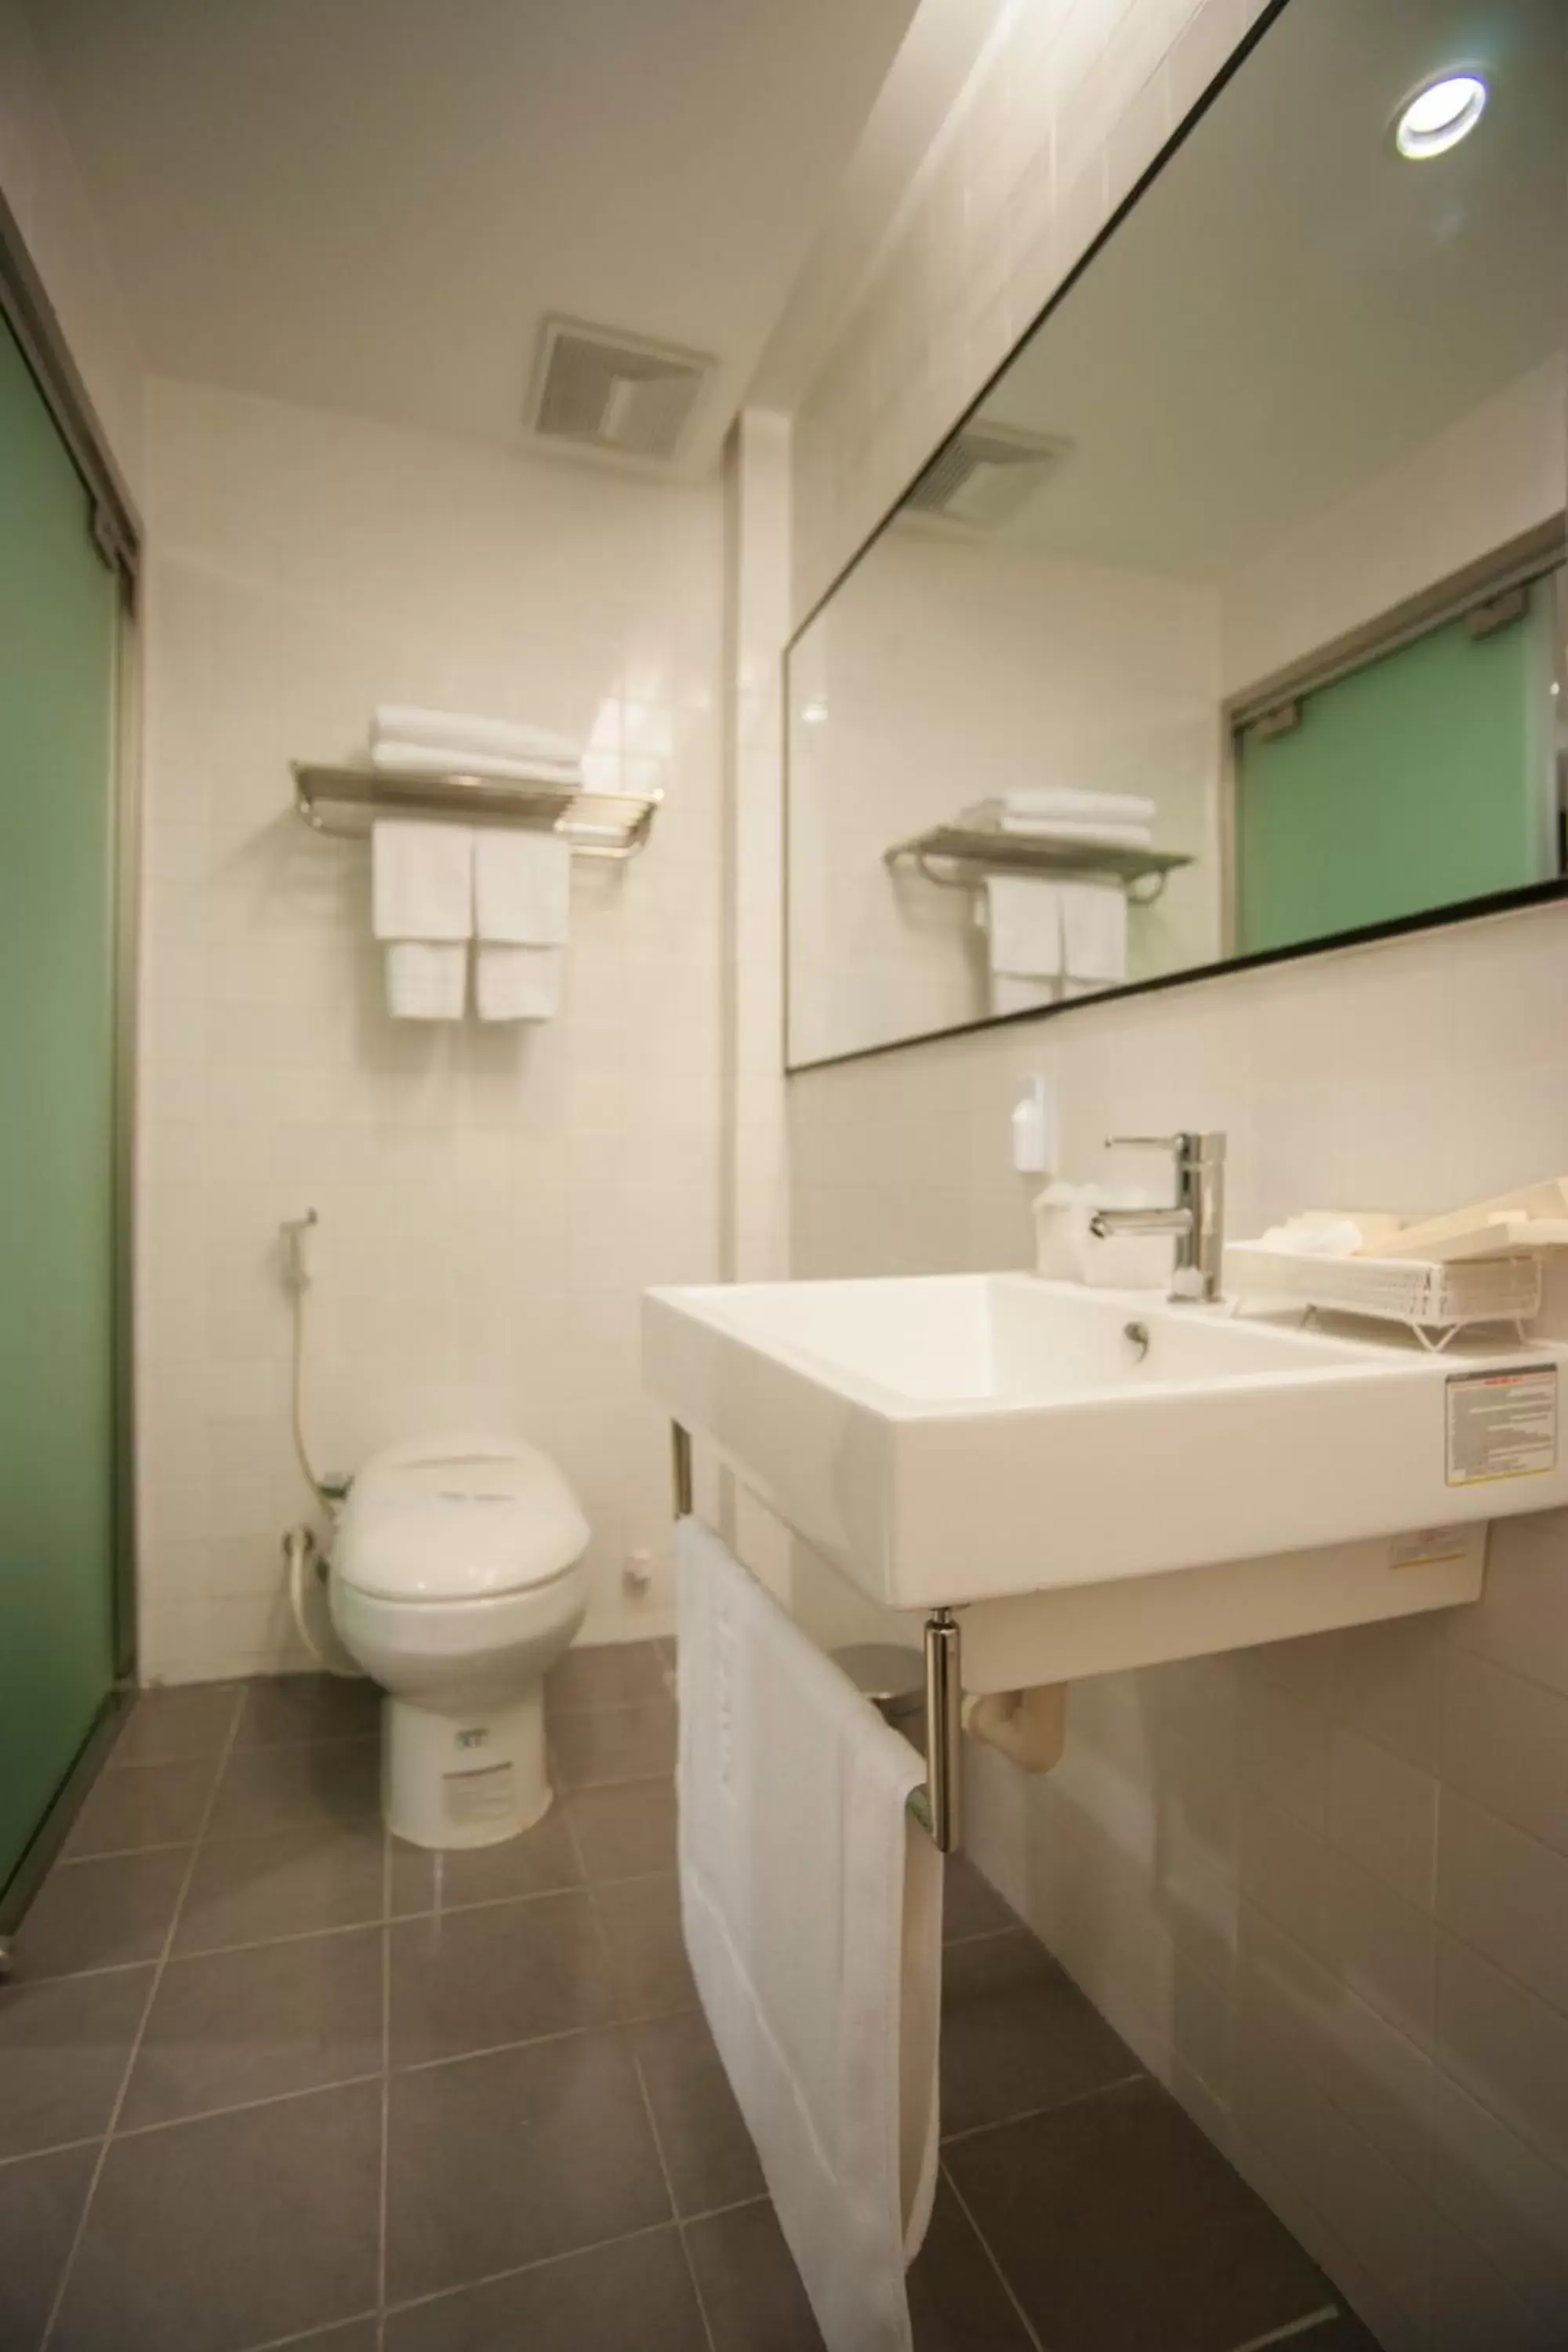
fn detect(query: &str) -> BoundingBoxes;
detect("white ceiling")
[26,0,920,471]
[960,0,1566,575]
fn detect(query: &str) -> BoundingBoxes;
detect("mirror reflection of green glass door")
[0,312,122,1899]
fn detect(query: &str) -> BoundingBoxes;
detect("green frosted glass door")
[1235,585,1557,956]
[0,314,121,1896]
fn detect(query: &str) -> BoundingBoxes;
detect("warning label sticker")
[1446,1365,1558,1487]
[1388,1526,1470,1571]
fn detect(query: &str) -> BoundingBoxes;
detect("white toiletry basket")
[1222,1244,1541,1351]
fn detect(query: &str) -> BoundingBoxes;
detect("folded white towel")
[372,820,473,943]
[1001,786,1157,826]
[985,875,1062,978]
[990,973,1060,1016]
[371,741,582,788]
[372,703,582,768]
[474,943,562,1022]
[996,815,1152,847]
[1059,878,1127,983]
[677,1518,941,2352]
[474,828,571,946]
[383,941,466,1020]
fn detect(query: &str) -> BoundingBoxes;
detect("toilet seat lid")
[334,1436,590,1602]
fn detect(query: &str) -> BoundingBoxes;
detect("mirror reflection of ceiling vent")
[527,317,713,463]
[902,423,1073,530]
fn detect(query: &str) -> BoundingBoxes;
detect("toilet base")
[383,1686,550,1850]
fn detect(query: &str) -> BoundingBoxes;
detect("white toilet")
[330,1435,590,1850]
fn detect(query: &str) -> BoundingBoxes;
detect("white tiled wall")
[137,376,724,1682]
[775,0,1568,2340]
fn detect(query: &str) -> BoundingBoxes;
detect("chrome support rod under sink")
[666,1420,964,1855]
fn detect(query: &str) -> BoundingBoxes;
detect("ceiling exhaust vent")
[527,317,713,463]
[902,422,1072,531]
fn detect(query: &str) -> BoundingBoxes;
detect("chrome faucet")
[1089,1131,1227,1303]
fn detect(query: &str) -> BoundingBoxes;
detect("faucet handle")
[1105,1130,1225,1160]
[1105,1134,1182,1152]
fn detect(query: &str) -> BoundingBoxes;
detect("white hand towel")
[372,703,582,768]
[474,829,571,946]
[371,741,582,788]
[372,820,473,943]
[985,875,1062,978]
[1059,878,1127,984]
[990,973,1060,1015]
[677,1518,942,2352]
[383,942,466,1020]
[474,943,562,1022]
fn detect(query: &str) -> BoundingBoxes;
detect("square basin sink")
[644,1274,1567,1625]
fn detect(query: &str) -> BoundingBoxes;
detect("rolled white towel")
[372,704,581,768]
[1001,786,1157,826]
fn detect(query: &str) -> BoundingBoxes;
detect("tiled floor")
[0,1642,1380,2352]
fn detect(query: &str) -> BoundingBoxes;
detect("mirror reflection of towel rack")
[292,762,662,861]
[884,822,1190,907]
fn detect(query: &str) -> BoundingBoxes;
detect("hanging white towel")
[371,821,473,943]
[677,1518,942,2352]
[990,973,1059,1015]
[1059,878,1128,985]
[474,944,562,1022]
[383,942,466,1020]
[371,741,582,788]
[474,829,571,946]
[471,829,571,1023]
[372,703,582,769]
[984,875,1062,979]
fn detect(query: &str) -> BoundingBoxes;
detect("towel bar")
[667,1421,962,1854]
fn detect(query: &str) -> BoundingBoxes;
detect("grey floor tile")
[0,1965,153,2159]
[112,1683,242,1769]
[1297,2314,1385,2351]
[684,2198,822,2351]
[546,1641,670,1714]
[0,2141,97,2350]
[118,1926,384,2129]
[385,2030,671,2303]
[552,1700,677,1789]
[943,1855,1017,1946]
[285,2324,382,2350]
[205,1737,381,1841]
[175,1820,388,1955]
[53,2079,382,2352]
[595,1872,696,2020]
[908,2176,1038,2350]
[14,1847,187,1979]
[568,1779,677,1882]
[388,1804,581,1918]
[946,2076,1335,2352]
[940,1928,1139,2139]
[64,1755,218,1858]
[385,2225,708,2351]
[630,2008,764,2219]
[390,1889,613,2069]
[236,1675,383,1749]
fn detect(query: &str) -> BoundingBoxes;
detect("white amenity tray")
[1223,1243,1541,1349]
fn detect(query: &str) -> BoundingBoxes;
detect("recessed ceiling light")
[800,699,829,726]
[1395,72,1488,159]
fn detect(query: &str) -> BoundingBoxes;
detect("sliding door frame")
[0,187,143,1942]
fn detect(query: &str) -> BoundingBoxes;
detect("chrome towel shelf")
[292,763,662,861]
[885,822,1191,906]
[667,1421,964,1853]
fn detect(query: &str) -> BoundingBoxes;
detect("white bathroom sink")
[644,1274,1567,1682]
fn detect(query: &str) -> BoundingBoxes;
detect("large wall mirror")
[785,0,1567,1069]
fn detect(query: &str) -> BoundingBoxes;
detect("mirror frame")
[781,0,1568,1074]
